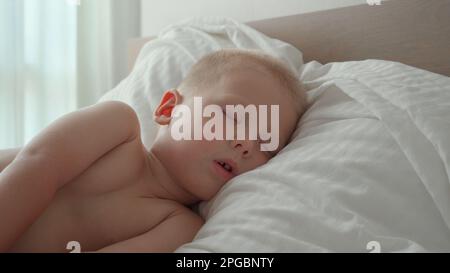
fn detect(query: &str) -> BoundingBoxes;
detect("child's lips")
[216,158,238,175]
[212,159,238,181]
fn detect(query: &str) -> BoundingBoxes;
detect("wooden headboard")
[129,0,450,76]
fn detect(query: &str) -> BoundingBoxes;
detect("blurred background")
[0,0,364,149]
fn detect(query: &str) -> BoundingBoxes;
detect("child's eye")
[222,108,237,122]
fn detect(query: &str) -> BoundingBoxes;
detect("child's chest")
[11,192,179,252]
[10,140,181,252]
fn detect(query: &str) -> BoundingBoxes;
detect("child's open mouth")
[217,160,233,172]
[212,159,237,180]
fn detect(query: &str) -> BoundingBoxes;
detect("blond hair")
[177,48,306,117]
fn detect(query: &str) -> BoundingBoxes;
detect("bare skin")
[0,102,204,253]
[6,146,200,252]
[0,67,299,253]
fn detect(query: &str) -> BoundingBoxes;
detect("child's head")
[151,49,306,202]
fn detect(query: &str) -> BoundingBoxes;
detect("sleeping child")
[0,48,306,252]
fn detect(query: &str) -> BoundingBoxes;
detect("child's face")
[152,68,299,201]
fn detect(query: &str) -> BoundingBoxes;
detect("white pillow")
[99,17,303,150]
[176,60,450,252]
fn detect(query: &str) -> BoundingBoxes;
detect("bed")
[100,0,450,252]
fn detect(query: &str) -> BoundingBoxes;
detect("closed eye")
[222,108,238,122]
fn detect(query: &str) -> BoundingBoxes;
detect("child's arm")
[0,101,141,252]
[95,208,204,253]
[0,148,22,173]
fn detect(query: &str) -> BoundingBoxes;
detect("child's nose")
[230,139,256,158]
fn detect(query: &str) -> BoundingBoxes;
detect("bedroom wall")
[140,0,368,36]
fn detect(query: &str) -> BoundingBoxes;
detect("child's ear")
[154,89,182,125]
